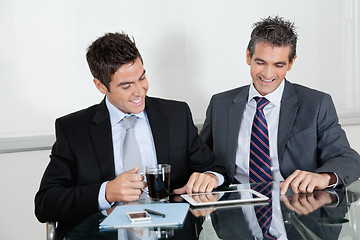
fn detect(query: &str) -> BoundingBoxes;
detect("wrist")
[205,172,219,183]
[322,172,337,186]
[105,180,115,203]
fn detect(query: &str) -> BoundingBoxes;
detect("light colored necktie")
[123,115,142,171]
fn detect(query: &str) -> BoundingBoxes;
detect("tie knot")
[254,97,270,111]
[123,115,137,130]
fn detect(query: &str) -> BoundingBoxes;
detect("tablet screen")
[181,189,268,206]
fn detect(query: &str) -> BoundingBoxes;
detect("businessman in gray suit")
[200,16,360,194]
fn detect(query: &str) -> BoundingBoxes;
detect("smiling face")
[94,57,149,114]
[247,42,296,96]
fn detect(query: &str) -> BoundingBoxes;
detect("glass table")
[53,180,360,239]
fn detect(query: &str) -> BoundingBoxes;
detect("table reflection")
[55,181,360,240]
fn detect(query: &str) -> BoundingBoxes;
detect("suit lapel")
[89,99,115,180]
[145,97,169,164]
[228,86,249,176]
[278,80,299,162]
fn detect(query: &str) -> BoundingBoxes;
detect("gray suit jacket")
[200,80,360,186]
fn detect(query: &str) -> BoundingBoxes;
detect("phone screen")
[127,211,151,222]
[128,212,147,218]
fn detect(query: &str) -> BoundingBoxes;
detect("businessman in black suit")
[200,16,360,195]
[35,32,228,224]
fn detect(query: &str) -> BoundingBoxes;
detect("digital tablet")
[181,189,269,207]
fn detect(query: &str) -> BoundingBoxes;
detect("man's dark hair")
[247,16,298,62]
[86,32,143,90]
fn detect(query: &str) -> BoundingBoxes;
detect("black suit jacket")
[35,96,228,224]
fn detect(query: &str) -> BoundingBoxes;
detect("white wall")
[1,0,359,141]
[343,125,360,153]
[0,150,49,240]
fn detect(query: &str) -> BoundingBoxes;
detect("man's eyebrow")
[117,70,146,87]
[254,57,286,65]
[254,57,265,62]
[139,70,146,79]
[118,81,133,86]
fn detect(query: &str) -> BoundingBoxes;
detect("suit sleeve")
[200,96,214,151]
[34,119,102,224]
[184,102,229,185]
[315,94,360,186]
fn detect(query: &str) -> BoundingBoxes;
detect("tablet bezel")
[181,189,269,207]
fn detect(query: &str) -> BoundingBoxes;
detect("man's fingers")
[188,173,203,193]
[189,208,215,217]
[200,179,217,193]
[106,166,146,202]
[125,166,140,174]
[282,170,332,195]
[173,187,186,195]
[173,173,200,195]
[280,174,295,194]
[298,176,310,193]
[120,167,145,182]
[289,171,307,193]
[132,181,147,189]
[173,172,218,195]
[281,170,324,194]
[281,195,297,212]
[204,192,219,202]
[191,172,218,193]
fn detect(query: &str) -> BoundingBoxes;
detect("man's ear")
[288,55,297,71]
[246,49,251,66]
[93,78,108,94]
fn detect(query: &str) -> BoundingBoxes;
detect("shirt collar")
[248,79,285,106]
[105,97,147,127]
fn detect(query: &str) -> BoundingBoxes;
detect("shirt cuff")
[205,171,224,186]
[327,172,339,188]
[98,181,113,211]
[324,189,340,207]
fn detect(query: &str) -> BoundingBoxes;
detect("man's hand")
[173,172,218,194]
[279,170,335,195]
[281,191,333,215]
[105,166,147,203]
[188,192,220,217]
[189,207,217,217]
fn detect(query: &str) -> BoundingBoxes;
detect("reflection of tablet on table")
[181,189,268,207]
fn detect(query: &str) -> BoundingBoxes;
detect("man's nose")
[262,66,275,80]
[133,82,144,95]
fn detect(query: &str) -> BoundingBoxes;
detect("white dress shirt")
[235,81,285,183]
[98,97,157,210]
[98,97,224,210]
[106,98,157,175]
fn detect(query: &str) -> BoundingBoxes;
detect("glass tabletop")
[56,180,360,240]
